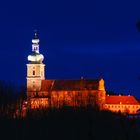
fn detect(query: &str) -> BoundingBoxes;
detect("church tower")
[27,32,45,98]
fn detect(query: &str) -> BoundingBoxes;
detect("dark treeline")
[0,81,140,140]
[0,107,140,140]
[0,81,26,118]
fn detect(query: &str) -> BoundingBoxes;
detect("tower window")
[33,70,35,75]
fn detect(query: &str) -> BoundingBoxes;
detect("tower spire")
[28,31,44,64]
[32,30,40,53]
[27,32,45,94]
[34,30,38,39]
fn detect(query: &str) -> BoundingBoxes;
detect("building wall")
[97,90,106,109]
[27,90,106,109]
[29,98,49,109]
[27,64,45,96]
[104,104,140,114]
[50,90,98,108]
[26,88,140,115]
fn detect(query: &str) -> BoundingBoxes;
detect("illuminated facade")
[105,95,140,114]
[26,33,140,114]
[27,32,45,94]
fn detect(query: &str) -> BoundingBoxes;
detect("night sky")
[0,0,140,97]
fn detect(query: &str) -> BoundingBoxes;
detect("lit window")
[33,70,35,75]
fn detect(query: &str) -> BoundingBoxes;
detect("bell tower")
[27,32,45,98]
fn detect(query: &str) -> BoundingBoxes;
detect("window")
[33,70,35,75]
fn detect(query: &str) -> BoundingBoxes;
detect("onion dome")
[28,31,44,64]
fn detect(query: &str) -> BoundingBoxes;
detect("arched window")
[33,70,35,75]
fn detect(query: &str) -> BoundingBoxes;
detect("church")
[25,32,140,114]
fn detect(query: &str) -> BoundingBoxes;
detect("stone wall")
[27,90,106,109]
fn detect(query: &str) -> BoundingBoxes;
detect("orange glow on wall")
[29,98,49,109]
[105,95,140,114]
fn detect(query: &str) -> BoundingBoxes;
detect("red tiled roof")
[106,95,140,105]
[40,79,99,91]
[40,80,53,91]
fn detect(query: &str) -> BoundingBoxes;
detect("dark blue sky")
[0,0,140,97]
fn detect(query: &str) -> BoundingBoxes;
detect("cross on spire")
[34,30,38,39]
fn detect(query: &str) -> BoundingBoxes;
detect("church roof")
[106,95,140,105]
[40,80,54,91]
[40,79,100,91]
